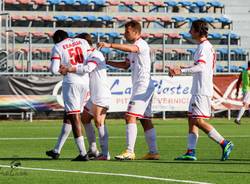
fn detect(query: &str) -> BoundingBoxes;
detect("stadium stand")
[0,0,249,74]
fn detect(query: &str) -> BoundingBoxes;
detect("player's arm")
[181,62,205,73]
[106,61,130,70]
[50,46,61,75]
[98,42,139,53]
[60,61,97,75]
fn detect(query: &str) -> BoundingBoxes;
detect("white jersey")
[126,38,155,95]
[87,49,111,105]
[51,38,91,84]
[191,40,216,97]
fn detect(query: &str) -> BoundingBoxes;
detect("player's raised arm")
[106,59,130,70]
[98,42,139,53]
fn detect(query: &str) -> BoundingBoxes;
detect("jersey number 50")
[68,47,84,65]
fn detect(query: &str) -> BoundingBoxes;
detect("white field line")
[0,164,214,184]
[0,135,249,141]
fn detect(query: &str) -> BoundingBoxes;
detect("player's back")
[88,49,111,101]
[54,38,91,84]
[192,40,215,97]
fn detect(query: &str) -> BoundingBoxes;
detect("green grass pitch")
[0,118,249,184]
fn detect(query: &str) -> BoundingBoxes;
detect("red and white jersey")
[87,49,111,105]
[126,38,155,95]
[192,40,216,97]
[51,38,91,84]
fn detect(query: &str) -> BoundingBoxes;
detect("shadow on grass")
[0,157,72,161]
[209,171,250,174]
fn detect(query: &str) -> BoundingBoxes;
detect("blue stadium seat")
[193,1,206,7]
[231,48,246,55]
[230,65,239,72]
[216,65,224,72]
[91,0,105,6]
[200,16,215,23]
[208,33,222,39]
[164,1,177,7]
[240,64,247,70]
[172,16,186,22]
[76,0,90,5]
[61,0,75,4]
[98,15,113,21]
[83,15,97,21]
[54,15,68,21]
[180,32,192,39]
[186,17,199,22]
[91,32,105,38]
[105,32,120,38]
[178,1,193,7]
[67,32,76,37]
[207,1,224,8]
[215,17,232,24]
[217,48,228,54]
[223,33,239,39]
[187,48,196,55]
[69,15,82,21]
[47,0,61,5]
[100,48,111,54]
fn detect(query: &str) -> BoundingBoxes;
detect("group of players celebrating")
[46,20,234,162]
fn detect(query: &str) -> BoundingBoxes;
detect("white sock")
[237,107,245,121]
[97,124,109,156]
[74,136,87,156]
[126,123,137,153]
[187,133,198,150]
[208,128,224,144]
[83,122,97,152]
[54,123,72,153]
[144,128,158,154]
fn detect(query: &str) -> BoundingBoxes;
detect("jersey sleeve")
[134,39,148,54]
[50,46,61,75]
[75,54,99,74]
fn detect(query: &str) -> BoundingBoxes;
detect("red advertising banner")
[213,75,243,110]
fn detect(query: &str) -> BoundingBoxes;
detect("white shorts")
[188,95,211,119]
[126,87,154,119]
[62,82,89,114]
[243,92,250,104]
[84,99,109,116]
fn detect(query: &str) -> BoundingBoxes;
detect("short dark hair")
[75,33,93,46]
[191,20,209,37]
[52,30,68,44]
[125,20,141,34]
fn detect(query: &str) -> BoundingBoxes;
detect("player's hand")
[173,67,181,75]
[97,42,111,49]
[59,65,68,75]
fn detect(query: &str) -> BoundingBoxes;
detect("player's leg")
[140,118,160,160]
[235,92,250,124]
[114,113,137,160]
[175,96,198,161]
[81,103,99,159]
[139,97,159,160]
[64,83,88,161]
[92,104,110,160]
[193,95,233,161]
[46,112,72,159]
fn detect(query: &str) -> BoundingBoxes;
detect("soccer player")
[46,30,90,161]
[169,20,234,161]
[59,33,111,160]
[98,20,159,160]
[234,61,250,124]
